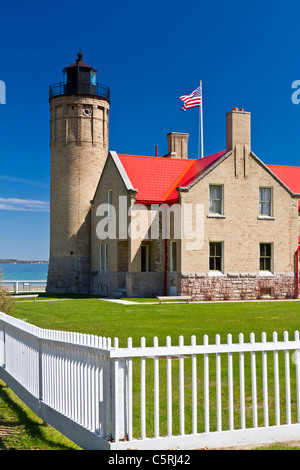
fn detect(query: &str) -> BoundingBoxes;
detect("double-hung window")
[260,243,272,272]
[209,242,223,271]
[259,187,272,216]
[209,185,223,215]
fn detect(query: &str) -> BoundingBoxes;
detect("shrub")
[0,273,15,314]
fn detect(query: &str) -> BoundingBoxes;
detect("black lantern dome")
[49,52,110,102]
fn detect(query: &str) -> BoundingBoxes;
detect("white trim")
[109,151,137,192]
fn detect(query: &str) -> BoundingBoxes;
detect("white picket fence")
[0,280,47,293]
[1,311,300,450]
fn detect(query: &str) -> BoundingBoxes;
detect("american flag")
[179,84,202,112]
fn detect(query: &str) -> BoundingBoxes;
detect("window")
[259,188,272,216]
[90,70,96,86]
[170,241,177,272]
[141,244,149,272]
[99,244,103,272]
[209,185,223,214]
[209,242,223,271]
[107,190,112,219]
[99,243,108,271]
[104,243,108,271]
[260,243,272,271]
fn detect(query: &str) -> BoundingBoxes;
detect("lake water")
[0,263,49,281]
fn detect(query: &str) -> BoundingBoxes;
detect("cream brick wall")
[179,152,299,275]
[91,154,131,273]
[89,109,299,299]
[47,93,109,294]
[90,154,171,295]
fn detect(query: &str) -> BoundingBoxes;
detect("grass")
[0,378,80,450]
[2,296,300,450]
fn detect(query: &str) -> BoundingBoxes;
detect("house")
[90,108,300,300]
[46,54,300,300]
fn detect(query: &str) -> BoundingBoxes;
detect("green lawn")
[3,297,300,449]
[11,296,300,347]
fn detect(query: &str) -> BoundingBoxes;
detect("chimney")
[226,108,251,178]
[166,132,189,158]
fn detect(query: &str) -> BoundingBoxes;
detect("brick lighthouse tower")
[47,52,110,294]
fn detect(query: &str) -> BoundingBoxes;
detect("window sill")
[207,214,226,219]
[208,271,224,276]
[257,216,275,220]
[259,271,274,276]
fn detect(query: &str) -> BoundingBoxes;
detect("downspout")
[164,205,168,296]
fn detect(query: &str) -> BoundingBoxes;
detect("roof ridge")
[118,154,191,161]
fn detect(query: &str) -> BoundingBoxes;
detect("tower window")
[90,70,96,86]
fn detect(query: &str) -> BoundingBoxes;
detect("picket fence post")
[111,337,130,442]
[0,318,6,369]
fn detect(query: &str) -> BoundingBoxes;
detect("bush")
[0,273,15,314]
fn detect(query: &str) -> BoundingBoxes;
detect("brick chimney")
[226,108,251,178]
[165,132,189,159]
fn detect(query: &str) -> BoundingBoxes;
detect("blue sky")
[1,0,300,260]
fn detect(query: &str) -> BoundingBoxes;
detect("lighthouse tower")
[47,52,110,294]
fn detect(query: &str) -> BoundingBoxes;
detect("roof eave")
[250,151,300,198]
[109,151,138,193]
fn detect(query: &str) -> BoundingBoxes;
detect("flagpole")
[200,81,204,158]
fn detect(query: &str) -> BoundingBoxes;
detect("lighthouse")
[47,52,110,293]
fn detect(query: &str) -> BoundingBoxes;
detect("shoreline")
[0,260,48,264]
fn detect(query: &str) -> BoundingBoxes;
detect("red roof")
[118,151,226,204]
[267,165,300,209]
[116,154,300,209]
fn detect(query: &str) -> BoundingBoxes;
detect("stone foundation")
[179,273,297,301]
[46,256,91,294]
[90,271,165,297]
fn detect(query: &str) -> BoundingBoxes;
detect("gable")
[92,151,136,205]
